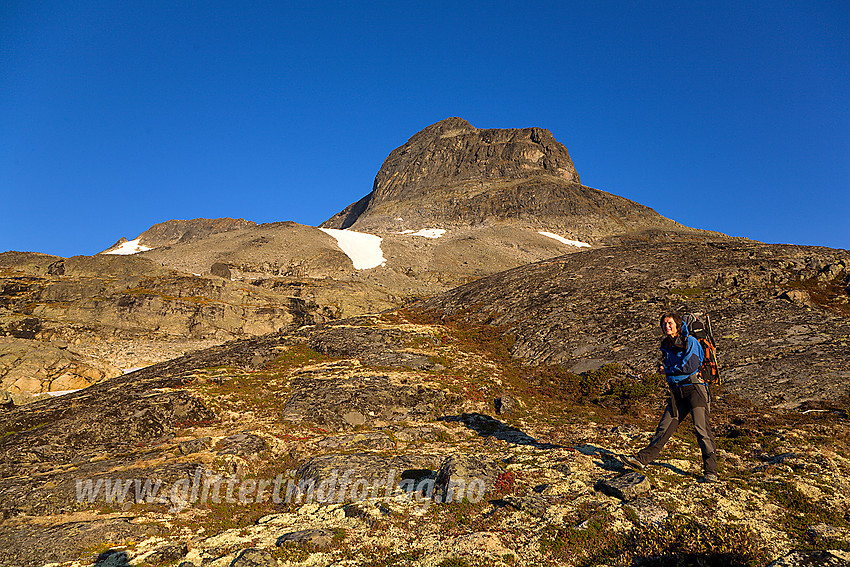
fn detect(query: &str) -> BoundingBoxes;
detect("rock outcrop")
[421,239,850,410]
[0,336,119,396]
[102,217,257,253]
[0,251,359,393]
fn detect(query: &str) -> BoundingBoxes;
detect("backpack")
[682,313,721,386]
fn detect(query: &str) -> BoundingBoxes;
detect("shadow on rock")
[634,552,767,567]
[440,413,562,449]
[655,461,691,477]
[93,550,130,567]
[574,444,626,471]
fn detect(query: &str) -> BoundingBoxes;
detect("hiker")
[622,312,718,483]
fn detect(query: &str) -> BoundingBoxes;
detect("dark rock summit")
[368,117,581,200]
[322,117,700,242]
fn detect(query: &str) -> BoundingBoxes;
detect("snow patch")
[104,238,153,255]
[46,389,80,397]
[538,231,591,248]
[319,228,386,270]
[398,228,446,239]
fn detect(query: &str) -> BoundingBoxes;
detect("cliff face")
[0,251,378,394]
[322,117,694,241]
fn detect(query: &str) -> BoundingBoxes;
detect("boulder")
[276,528,336,549]
[230,548,280,567]
[210,262,231,279]
[595,471,651,502]
[434,454,504,503]
[217,432,267,457]
[494,395,516,415]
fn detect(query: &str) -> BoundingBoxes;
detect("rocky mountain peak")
[322,118,692,240]
[369,117,581,205]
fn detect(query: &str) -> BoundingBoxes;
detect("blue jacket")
[661,320,704,386]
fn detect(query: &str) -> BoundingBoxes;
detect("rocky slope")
[97,118,729,328]
[0,304,847,567]
[52,117,733,381]
[421,239,850,410]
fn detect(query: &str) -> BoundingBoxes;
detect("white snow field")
[538,231,591,248]
[103,238,153,255]
[318,228,387,269]
[398,228,446,239]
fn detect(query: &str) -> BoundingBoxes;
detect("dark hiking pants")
[636,382,717,475]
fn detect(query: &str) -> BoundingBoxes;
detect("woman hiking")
[622,312,718,483]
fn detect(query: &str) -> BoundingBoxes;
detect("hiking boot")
[621,455,645,470]
[698,473,718,483]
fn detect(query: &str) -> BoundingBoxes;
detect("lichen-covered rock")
[595,471,652,502]
[307,325,434,369]
[623,496,669,524]
[230,548,280,567]
[277,528,336,549]
[434,453,504,503]
[296,453,442,500]
[282,372,447,432]
[767,550,850,567]
[315,431,396,451]
[142,542,189,564]
[217,432,268,457]
[0,517,163,567]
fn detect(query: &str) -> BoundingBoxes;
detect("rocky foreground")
[1,239,849,567]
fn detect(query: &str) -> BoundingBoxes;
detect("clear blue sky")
[2,1,848,256]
